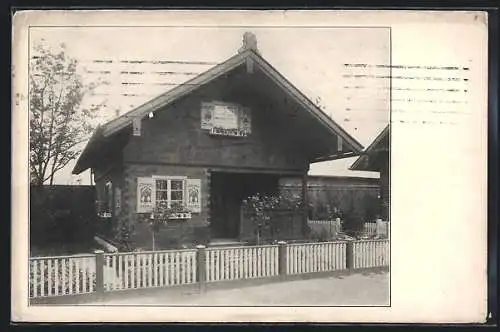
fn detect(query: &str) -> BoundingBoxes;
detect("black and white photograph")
[12,10,488,323]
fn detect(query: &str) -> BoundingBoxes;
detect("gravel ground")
[92,270,389,306]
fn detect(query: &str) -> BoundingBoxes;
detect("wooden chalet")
[73,32,364,249]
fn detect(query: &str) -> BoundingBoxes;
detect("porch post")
[301,173,308,235]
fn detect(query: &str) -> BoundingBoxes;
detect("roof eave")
[98,49,365,155]
[72,126,104,175]
[350,124,390,171]
[75,49,366,169]
[311,151,361,163]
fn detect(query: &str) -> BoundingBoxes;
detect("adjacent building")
[350,125,390,221]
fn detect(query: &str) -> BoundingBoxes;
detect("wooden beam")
[337,135,343,152]
[246,57,254,74]
[312,151,358,163]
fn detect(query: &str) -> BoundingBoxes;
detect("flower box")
[169,212,192,220]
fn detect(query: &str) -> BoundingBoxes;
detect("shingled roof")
[73,36,364,174]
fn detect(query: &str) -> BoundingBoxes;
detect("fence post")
[196,245,207,293]
[278,241,287,280]
[376,218,383,238]
[346,241,354,270]
[94,250,105,299]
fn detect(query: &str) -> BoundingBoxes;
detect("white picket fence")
[29,254,96,298]
[286,241,347,275]
[364,223,377,236]
[363,221,389,237]
[205,245,279,282]
[352,239,390,269]
[103,249,197,291]
[308,220,390,238]
[307,219,342,236]
[29,239,389,300]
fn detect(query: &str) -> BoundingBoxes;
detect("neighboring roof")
[309,157,380,179]
[350,124,390,171]
[73,44,364,174]
[306,175,379,183]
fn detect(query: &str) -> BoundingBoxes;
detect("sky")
[29,27,391,184]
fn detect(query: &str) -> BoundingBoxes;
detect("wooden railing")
[29,239,389,300]
[205,245,279,282]
[29,254,96,298]
[286,241,347,275]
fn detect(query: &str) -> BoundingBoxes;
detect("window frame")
[152,175,187,209]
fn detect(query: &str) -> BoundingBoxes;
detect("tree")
[29,40,104,185]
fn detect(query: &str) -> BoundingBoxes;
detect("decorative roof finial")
[238,32,259,54]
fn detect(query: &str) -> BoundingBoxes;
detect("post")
[196,245,207,292]
[346,241,354,270]
[301,174,308,236]
[278,241,287,279]
[94,250,105,298]
[376,218,383,238]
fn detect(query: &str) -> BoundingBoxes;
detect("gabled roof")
[350,124,390,171]
[73,47,364,174]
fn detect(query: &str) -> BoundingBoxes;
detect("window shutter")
[106,181,113,215]
[183,179,188,209]
[186,178,202,213]
[115,187,122,215]
[137,177,156,213]
[240,107,251,134]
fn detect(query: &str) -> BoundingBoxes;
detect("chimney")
[238,32,260,54]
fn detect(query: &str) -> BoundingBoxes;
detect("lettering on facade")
[201,101,251,137]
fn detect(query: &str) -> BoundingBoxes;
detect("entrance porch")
[209,171,280,242]
[208,170,309,245]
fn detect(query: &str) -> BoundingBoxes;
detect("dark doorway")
[210,172,279,240]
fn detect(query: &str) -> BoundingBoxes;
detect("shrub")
[242,192,303,244]
[341,200,365,238]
